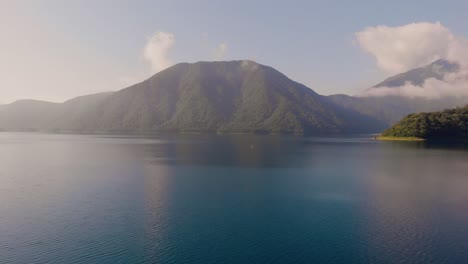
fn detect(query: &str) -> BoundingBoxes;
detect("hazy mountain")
[49,92,115,130]
[0,92,113,131]
[0,100,59,131]
[0,61,385,135]
[327,94,467,125]
[371,59,459,89]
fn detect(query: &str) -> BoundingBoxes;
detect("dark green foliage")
[381,106,468,139]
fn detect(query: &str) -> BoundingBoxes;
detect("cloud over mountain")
[214,43,228,60]
[357,22,468,98]
[356,22,468,74]
[143,32,175,74]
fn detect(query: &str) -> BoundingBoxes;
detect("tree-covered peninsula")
[379,105,468,140]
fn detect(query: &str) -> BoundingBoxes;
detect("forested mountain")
[0,61,385,135]
[381,106,468,139]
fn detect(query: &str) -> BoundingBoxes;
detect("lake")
[1,133,467,264]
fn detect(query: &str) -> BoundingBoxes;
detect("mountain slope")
[49,92,115,130]
[0,61,385,134]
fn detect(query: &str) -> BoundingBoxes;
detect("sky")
[1,0,468,103]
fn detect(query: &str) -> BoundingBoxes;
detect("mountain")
[0,100,59,131]
[327,94,467,125]
[328,59,467,126]
[0,92,114,132]
[48,92,115,130]
[371,59,459,89]
[380,105,468,140]
[0,61,385,135]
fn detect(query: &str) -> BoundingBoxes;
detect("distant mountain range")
[0,60,466,135]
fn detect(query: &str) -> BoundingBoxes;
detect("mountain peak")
[169,60,261,68]
[148,60,265,82]
[429,59,459,73]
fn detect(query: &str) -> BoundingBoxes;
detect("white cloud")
[213,43,228,60]
[143,32,175,74]
[356,22,468,74]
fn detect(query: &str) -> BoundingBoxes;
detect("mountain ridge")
[0,60,385,135]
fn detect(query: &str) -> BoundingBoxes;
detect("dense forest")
[381,105,468,139]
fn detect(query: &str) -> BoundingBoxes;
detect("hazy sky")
[1,0,468,103]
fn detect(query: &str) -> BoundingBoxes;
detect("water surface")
[1,133,467,263]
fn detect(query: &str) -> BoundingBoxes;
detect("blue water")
[1,133,468,263]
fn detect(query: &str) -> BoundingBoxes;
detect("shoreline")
[375,136,426,141]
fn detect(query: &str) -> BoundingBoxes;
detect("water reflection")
[142,134,382,168]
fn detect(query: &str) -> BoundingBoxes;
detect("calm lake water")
[1,133,468,264]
